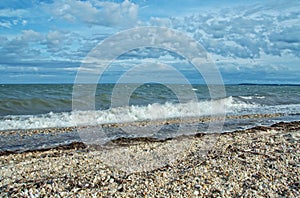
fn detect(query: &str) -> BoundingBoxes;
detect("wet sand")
[0,121,299,197]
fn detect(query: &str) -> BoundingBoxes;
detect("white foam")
[240,95,266,100]
[0,96,259,130]
[239,96,253,100]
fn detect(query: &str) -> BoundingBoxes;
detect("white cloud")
[47,0,138,27]
[0,21,11,28]
[1,1,300,84]
[146,1,300,60]
[0,8,27,17]
[149,17,171,27]
[0,8,28,29]
[46,31,65,45]
[0,30,45,61]
[21,20,27,26]
[21,30,43,42]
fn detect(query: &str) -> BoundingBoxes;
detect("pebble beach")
[1,121,299,197]
[1,0,300,196]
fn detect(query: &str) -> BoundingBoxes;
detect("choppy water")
[0,84,299,151]
[0,84,299,130]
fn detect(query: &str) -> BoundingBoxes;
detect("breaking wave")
[0,96,259,130]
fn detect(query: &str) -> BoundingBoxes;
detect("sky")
[0,0,300,84]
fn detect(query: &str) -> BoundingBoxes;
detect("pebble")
[0,121,299,197]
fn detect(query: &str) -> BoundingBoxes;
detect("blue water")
[0,84,299,130]
[0,84,299,152]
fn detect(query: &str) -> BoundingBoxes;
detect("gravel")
[0,121,299,197]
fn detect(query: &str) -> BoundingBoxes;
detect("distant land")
[238,83,300,86]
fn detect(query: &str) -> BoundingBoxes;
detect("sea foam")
[0,96,261,130]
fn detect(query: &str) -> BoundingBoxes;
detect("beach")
[1,121,299,197]
[1,0,300,196]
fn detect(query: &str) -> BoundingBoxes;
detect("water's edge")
[1,120,299,156]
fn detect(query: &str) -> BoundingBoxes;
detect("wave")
[0,96,299,131]
[0,98,71,116]
[239,95,265,100]
[0,96,247,130]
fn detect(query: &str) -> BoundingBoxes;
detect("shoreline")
[0,112,285,134]
[1,120,299,196]
[0,112,289,153]
[0,116,295,155]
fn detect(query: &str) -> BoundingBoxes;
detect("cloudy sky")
[0,0,300,84]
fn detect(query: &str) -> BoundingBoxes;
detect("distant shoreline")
[238,83,300,86]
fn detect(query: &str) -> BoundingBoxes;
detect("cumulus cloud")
[45,30,68,52]
[21,30,43,42]
[149,17,171,27]
[147,1,300,60]
[0,29,77,63]
[1,0,299,84]
[47,0,138,27]
[0,30,43,59]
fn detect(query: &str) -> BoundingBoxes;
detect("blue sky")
[0,0,300,84]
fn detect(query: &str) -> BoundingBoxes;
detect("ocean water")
[0,84,299,131]
[0,84,299,151]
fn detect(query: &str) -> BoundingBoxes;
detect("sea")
[0,84,299,151]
